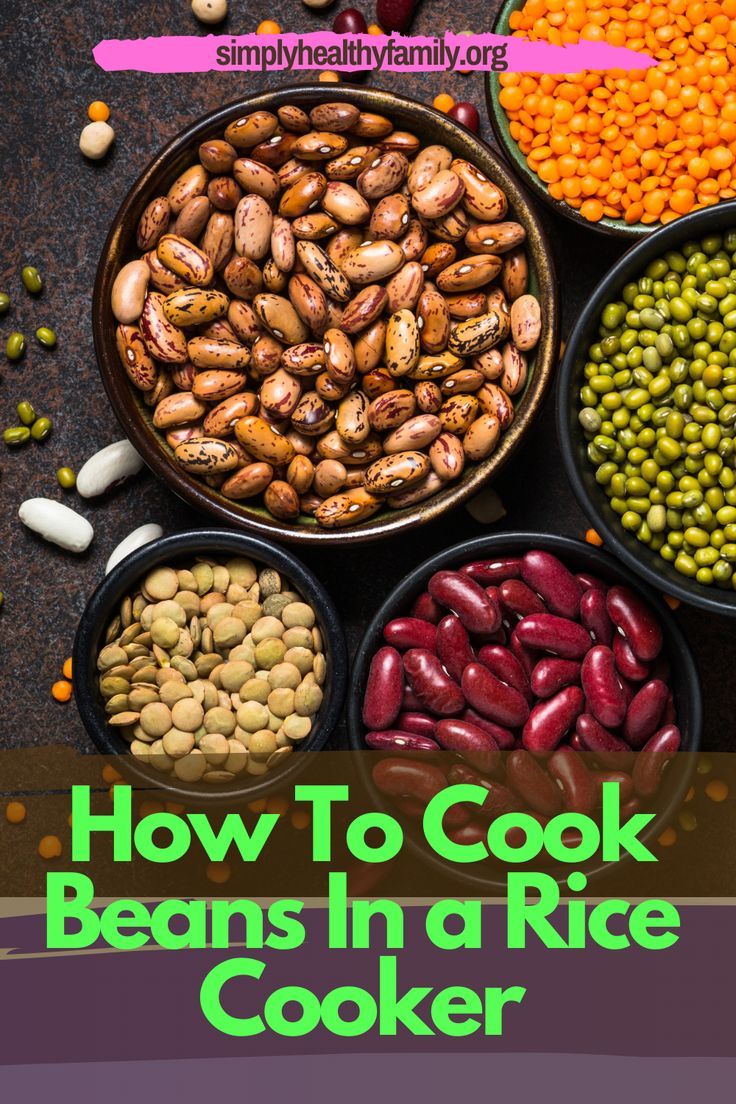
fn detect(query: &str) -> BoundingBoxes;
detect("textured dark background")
[0,0,732,762]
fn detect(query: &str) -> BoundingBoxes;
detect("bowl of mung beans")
[93,84,559,544]
[558,203,736,614]
[72,529,347,801]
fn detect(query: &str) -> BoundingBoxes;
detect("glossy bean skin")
[515,614,592,659]
[632,724,681,797]
[530,657,581,699]
[362,645,403,729]
[547,747,595,815]
[509,625,539,677]
[402,686,422,711]
[591,769,634,807]
[613,633,651,682]
[403,648,465,715]
[477,643,531,699]
[396,711,437,738]
[435,718,501,774]
[446,819,490,849]
[460,557,521,585]
[623,679,669,748]
[461,661,530,728]
[580,587,613,646]
[428,570,502,635]
[461,707,515,749]
[436,614,475,683]
[383,616,438,651]
[606,586,663,663]
[522,686,585,753]
[372,757,447,804]
[576,572,606,591]
[520,549,582,619]
[365,730,440,754]
[499,578,546,617]
[575,712,633,769]
[581,645,627,729]
[448,763,523,817]
[411,591,443,623]
[506,749,562,816]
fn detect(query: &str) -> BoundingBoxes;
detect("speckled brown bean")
[421,207,471,244]
[192,369,249,402]
[251,132,298,168]
[510,295,542,351]
[174,436,241,474]
[251,335,285,376]
[145,248,187,291]
[228,300,261,344]
[259,368,303,419]
[234,416,295,464]
[224,110,278,150]
[201,212,235,271]
[167,165,208,214]
[437,255,502,293]
[293,131,349,160]
[369,193,411,240]
[500,342,528,395]
[445,290,489,320]
[269,216,296,273]
[451,159,508,221]
[170,362,196,390]
[253,293,309,345]
[341,285,388,334]
[465,221,526,255]
[314,487,382,527]
[291,211,339,241]
[463,414,502,461]
[410,351,463,380]
[288,273,329,333]
[278,104,311,133]
[367,389,416,432]
[321,181,371,225]
[362,368,396,398]
[385,309,420,377]
[116,324,158,390]
[290,392,335,436]
[163,288,229,327]
[386,262,424,313]
[429,431,465,481]
[383,413,441,453]
[387,470,445,508]
[264,480,301,519]
[263,258,287,294]
[157,234,214,287]
[234,194,273,261]
[282,342,325,375]
[354,319,387,375]
[341,241,404,284]
[397,219,429,263]
[324,328,356,384]
[325,145,379,181]
[232,157,280,200]
[408,145,453,194]
[421,241,457,279]
[277,171,326,218]
[411,170,465,219]
[441,368,485,395]
[221,462,274,499]
[187,336,251,371]
[414,380,443,413]
[439,394,480,435]
[137,196,171,251]
[206,176,241,213]
[416,287,451,354]
[477,383,515,429]
[144,370,174,407]
[203,392,259,436]
[502,248,529,301]
[309,101,361,132]
[140,291,188,363]
[357,151,409,200]
[223,256,262,300]
[172,195,213,240]
[199,139,237,173]
[447,311,503,357]
[474,348,505,381]
[365,451,430,494]
[296,241,351,301]
[286,454,315,494]
[316,372,351,403]
[317,430,382,465]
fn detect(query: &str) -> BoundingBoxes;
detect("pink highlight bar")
[93,31,655,76]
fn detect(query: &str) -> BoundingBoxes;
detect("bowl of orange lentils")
[487,0,736,236]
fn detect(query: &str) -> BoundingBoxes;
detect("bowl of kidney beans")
[347,532,702,887]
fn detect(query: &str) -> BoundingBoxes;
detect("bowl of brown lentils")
[72,529,347,801]
[93,85,559,544]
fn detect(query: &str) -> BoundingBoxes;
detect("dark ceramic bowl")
[558,203,736,615]
[487,0,655,239]
[73,529,347,804]
[347,532,701,889]
[93,84,559,545]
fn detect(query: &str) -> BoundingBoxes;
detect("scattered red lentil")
[38,835,62,859]
[585,527,604,546]
[6,801,26,824]
[658,826,678,847]
[705,779,729,802]
[51,680,72,703]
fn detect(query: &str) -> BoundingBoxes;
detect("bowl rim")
[92,82,560,546]
[557,201,736,616]
[486,0,651,240]
[72,527,348,804]
[345,530,702,890]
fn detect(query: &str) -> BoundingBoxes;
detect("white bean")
[19,499,94,553]
[79,121,115,161]
[76,439,144,498]
[105,524,164,575]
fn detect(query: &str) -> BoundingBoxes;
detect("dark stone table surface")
[0,0,732,761]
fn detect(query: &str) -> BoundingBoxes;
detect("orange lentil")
[657,826,678,847]
[87,101,110,122]
[6,801,26,824]
[207,861,231,885]
[433,93,455,113]
[102,765,122,785]
[248,798,268,814]
[266,794,290,816]
[138,800,164,818]
[319,71,341,83]
[52,680,72,703]
[663,594,681,609]
[584,527,604,546]
[705,779,729,802]
[367,24,383,35]
[291,810,312,830]
[498,0,736,224]
[38,835,62,860]
[62,657,73,680]
[256,20,281,34]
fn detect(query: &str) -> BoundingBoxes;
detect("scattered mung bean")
[21,266,42,294]
[6,332,25,360]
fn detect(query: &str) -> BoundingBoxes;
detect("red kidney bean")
[396,711,437,738]
[581,645,627,729]
[435,718,500,774]
[530,657,581,699]
[448,763,523,817]
[515,613,592,659]
[461,661,530,728]
[436,614,475,683]
[509,626,539,676]
[623,678,669,748]
[411,591,444,624]
[632,724,681,796]
[392,793,470,829]
[606,585,662,663]
[580,586,613,645]
[402,686,421,711]
[575,713,633,769]
[460,557,521,585]
[477,643,531,699]
[403,648,465,715]
[428,570,502,635]
[620,796,642,822]
[372,757,447,803]
[362,646,403,729]
[591,769,634,807]
[522,686,585,753]
[506,749,562,816]
[384,616,438,651]
[612,632,651,682]
[505,811,549,851]
[576,571,606,591]
[662,691,676,726]
[520,549,582,619]
[390,794,425,820]
[547,747,595,815]
[461,707,515,750]
[650,654,671,683]
[365,730,440,754]
[569,732,585,752]
[499,578,547,618]
[446,819,490,848]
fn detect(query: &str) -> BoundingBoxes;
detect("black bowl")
[557,202,736,615]
[346,532,702,889]
[73,529,347,804]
